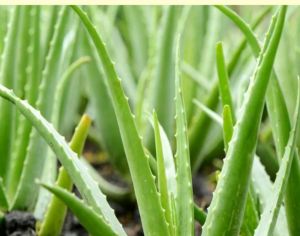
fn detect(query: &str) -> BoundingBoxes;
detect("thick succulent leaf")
[14,6,31,98]
[149,6,179,140]
[11,7,76,210]
[0,6,20,180]
[123,6,148,78]
[181,61,211,91]
[193,99,222,125]
[174,36,194,236]
[216,5,300,235]
[151,112,177,196]
[254,83,300,236]
[188,7,271,170]
[88,7,136,103]
[0,85,126,236]
[39,114,91,236]
[40,183,118,236]
[71,6,169,236]
[80,158,131,202]
[0,178,8,211]
[7,6,40,198]
[215,42,235,122]
[251,157,289,236]
[181,6,210,122]
[153,111,175,235]
[227,6,272,74]
[52,56,90,130]
[220,84,259,236]
[81,32,129,177]
[240,184,259,236]
[222,105,234,152]
[202,6,286,236]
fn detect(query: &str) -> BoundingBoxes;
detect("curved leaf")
[254,82,300,236]
[0,84,126,236]
[40,183,118,236]
[71,6,169,236]
[174,36,194,236]
[202,6,286,236]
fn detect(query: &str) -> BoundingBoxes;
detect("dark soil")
[3,211,36,236]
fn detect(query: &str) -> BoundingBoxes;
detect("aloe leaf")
[240,184,259,236]
[52,56,90,130]
[181,6,209,122]
[193,99,222,126]
[202,6,286,235]
[174,36,194,236]
[135,7,159,132]
[7,6,40,197]
[71,6,169,235]
[222,105,234,152]
[251,157,289,236]
[254,82,300,236]
[80,158,131,202]
[0,178,8,211]
[227,6,272,74]
[217,101,259,236]
[145,6,182,153]
[41,6,59,64]
[153,111,175,235]
[149,6,179,140]
[123,6,148,78]
[14,6,31,98]
[0,7,9,54]
[181,61,211,91]
[0,84,126,235]
[81,32,129,177]
[215,42,235,122]
[220,84,259,236]
[88,7,136,103]
[216,5,300,235]
[40,183,118,236]
[0,6,20,180]
[39,114,91,236]
[152,112,177,195]
[189,7,271,170]
[12,7,81,210]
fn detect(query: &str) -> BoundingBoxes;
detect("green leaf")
[174,35,194,236]
[40,183,118,236]
[216,5,300,235]
[0,84,126,236]
[189,7,271,171]
[193,99,223,126]
[202,6,286,236]
[0,178,8,211]
[123,6,148,78]
[215,41,235,122]
[71,6,169,236]
[153,111,176,235]
[0,6,20,180]
[11,7,75,210]
[251,157,289,236]
[7,6,41,198]
[39,114,91,236]
[149,6,179,140]
[254,82,300,236]
[222,105,234,152]
[81,31,129,177]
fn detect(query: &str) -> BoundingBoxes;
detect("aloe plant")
[0,5,299,236]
